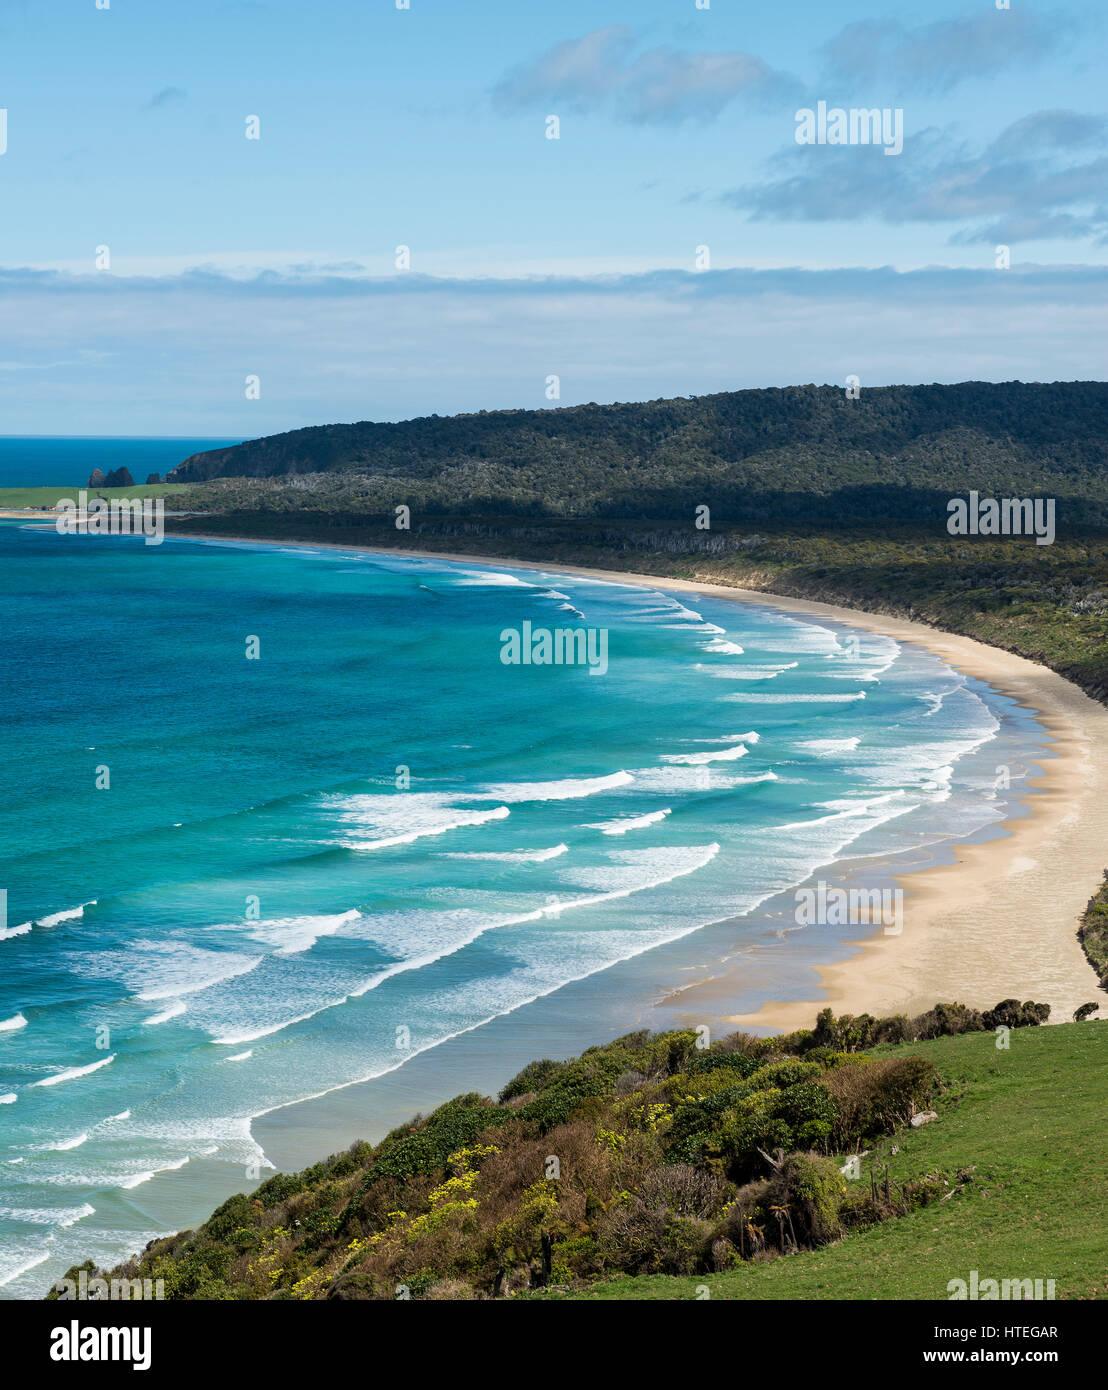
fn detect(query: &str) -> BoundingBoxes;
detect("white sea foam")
[207,843,721,1045]
[74,941,264,1002]
[227,1051,253,1062]
[775,792,907,832]
[324,792,511,848]
[49,1133,89,1152]
[696,662,797,680]
[725,692,866,703]
[0,1250,50,1287]
[584,809,671,835]
[474,771,633,802]
[143,1000,187,1025]
[441,844,569,862]
[452,572,534,587]
[0,1094,16,1105]
[37,900,96,928]
[32,1055,115,1088]
[661,742,749,765]
[554,843,720,895]
[0,1203,95,1228]
[798,736,862,755]
[118,1155,191,1189]
[0,1013,28,1032]
[236,909,361,956]
[629,767,775,793]
[0,923,32,942]
[699,639,745,655]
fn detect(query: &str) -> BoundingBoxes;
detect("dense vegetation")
[56,998,1067,1301]
[557,1017,1108,1300]
[1079,874,1108,989]
[169,382,1108,527]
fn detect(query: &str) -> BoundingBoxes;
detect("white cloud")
[0,265,1104,435]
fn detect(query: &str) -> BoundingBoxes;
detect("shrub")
[823,1055,938,1147]
[911,1001,984,1039]
[982,999,1050,1030]
[745,1059,823,1091]
[764,1152,847,1248]
[715,1080,839,1176]
[499,1059,565,1103]
[685,1049,762,1079]
[710,1179,771,1259]
[204,1192,258,1241]
[597,1202,711,1276]
[635,1164,729,1220]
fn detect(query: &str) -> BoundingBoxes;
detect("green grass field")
[0,483,188,509]
[543,1022,1108,1300]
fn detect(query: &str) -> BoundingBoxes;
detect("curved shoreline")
[9,532,1103,1298]
[191,536,1106,1030]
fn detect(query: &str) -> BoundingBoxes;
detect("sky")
[0,0,1105,434]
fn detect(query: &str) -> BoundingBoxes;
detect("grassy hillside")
[0,483,187,509]
[548,1021,1108,1300]
[54,1000,1104,1302]
[168,382,1108,528]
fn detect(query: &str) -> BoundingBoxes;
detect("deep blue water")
[0,438,240,488]
[0,522,1052,1294]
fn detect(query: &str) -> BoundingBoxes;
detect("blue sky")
[0,0,1105,433]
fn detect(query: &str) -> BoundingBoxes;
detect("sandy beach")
[196,536,1106,1037]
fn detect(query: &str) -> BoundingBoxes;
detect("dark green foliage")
[168,382,1108,532]
[254,1173,306,1209]
[359,1095,509,1186]
[1078,872,1108,987]
[718,1082,838,1181]
[744,1059,823,1091]
[66,996,1053,1300]
[204,1192,258,1241]
[912,1002,986,1039]
[981,999,1051,1030]
[498,1058,565,1102]
[764,1152,847,1248]
[684,1050,762,1079]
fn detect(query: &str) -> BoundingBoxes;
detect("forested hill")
[167,381,1108,526]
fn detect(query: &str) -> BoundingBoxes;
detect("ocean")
[0,437,239,488]
[0,519,1053,1296]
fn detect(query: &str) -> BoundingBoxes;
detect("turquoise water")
[0,522,1052,1294]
